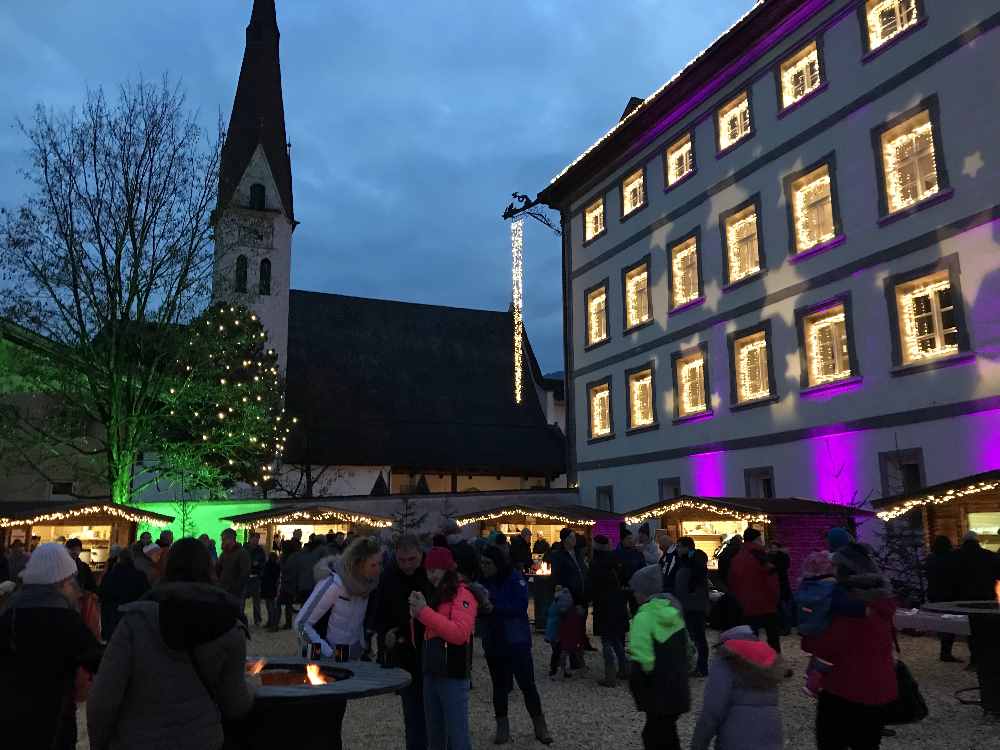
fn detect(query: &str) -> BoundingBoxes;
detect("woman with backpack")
[409,547,478,750]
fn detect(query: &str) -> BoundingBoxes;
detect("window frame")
[249,183,266,211]
[50,481,75,497]
[715,89,755,157]
[671,342,713,423]
[782,153,845,261]
[625,360,659,434]
[878,447,926,497]
[775,38,828,116]
[259,258,272,296]
[744,466,776,499]
[858,0,926,59]
[658,477,682,501]
[719,194,766,290]
[870,95,951,224]
[619,165,649,222]
[663,131,697,192]
[235,254,248,293]
[621,255,654,334]
[883,254,971,375]
[586,375,615,444]
[794,293,862,392]
[583,277,611,351]
[667,227,705,314]
[596,485,615,512]
[582,196,608,246]
[727,320,779,411]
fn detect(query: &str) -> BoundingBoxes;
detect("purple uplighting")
[690,450,726,497]
[800,377,864,401]
[810,431,863,506]
[971,409,1000,474]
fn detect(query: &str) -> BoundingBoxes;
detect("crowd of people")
[0,520,998,750]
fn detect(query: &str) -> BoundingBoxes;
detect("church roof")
[219,0,294,221]
[282,290,566,477]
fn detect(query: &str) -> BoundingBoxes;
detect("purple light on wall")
[971,409,1000,474]
[810,431,863,506]
[800,378,864,402]
[690,450,726,496]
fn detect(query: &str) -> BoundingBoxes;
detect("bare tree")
[0,77,221,504]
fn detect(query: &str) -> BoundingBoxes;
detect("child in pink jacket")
[409,547,478,750]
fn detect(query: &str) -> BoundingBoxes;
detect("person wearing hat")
[0,542,103,749]
[409,546,478,750]
[626,564,690,750]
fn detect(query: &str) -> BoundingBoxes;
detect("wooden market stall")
[873,469,1000,552]
[221,501,395,551]
[0,501,175,573]
[625,495,871,583]
[455,503,624,554]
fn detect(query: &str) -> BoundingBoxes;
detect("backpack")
[795,578,836,636]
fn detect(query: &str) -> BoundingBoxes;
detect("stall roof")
[871,469,1000,521]
[0,500,174,529]
[624,495,872,525]
[221,502,395,530]
[455,503,622,527]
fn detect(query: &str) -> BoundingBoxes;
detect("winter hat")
[19,542,78,585]
[743,527,762,544]
[962,530,979,543]
[592,535,612,552]
[832,542,879,576]
[629,564,663,600]
[424,546,456,571]
[826,528,853,552]
[144,544,163,560]
[799,550,835,582]
[724,638,777,668]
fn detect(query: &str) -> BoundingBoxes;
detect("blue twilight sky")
[0,1,752,373]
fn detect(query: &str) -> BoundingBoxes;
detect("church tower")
[214,0,294,371]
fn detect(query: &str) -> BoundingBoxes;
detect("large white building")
[535,0,1000,515]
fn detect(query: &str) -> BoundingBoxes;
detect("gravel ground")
[78,618,1000,749]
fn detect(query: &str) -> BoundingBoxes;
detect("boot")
[617,661,630,681]
[532,715,554,745]
[598,655,617,687]
[494,717,511,745]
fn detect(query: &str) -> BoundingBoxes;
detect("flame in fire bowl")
[246,657,411,702]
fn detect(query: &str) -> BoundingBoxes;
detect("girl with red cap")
[409,546,478,750]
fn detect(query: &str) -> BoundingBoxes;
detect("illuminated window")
[622,169,646,217]
[718,92,751,151]
[865,0,919,51]
[586,283,608,346]
[803,304,852,386]
[628,367,656,429]
[666,133,694,186]
[895,271,959,364]
[675,350,708,418]
[790,164,836,253]
[780,42,822,109]
[733,330,772,404]
[880,109,939,214]
[584,198,605,242]
[723,204,761,284]
[623,261,651,330]
[670,236,700,308]
[589,381,612,439]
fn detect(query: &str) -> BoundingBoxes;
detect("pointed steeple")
[219,0,294,222]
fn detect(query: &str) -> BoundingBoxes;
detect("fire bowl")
[921,601,1000,716]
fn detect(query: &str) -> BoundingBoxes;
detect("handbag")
[883,633,928,725]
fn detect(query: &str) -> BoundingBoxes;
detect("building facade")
[538,0,1000,514]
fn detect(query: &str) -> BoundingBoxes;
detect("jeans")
[263,597,279,628]
[745,612,782,653]
[816,691,886,749]
[602,636,627,672]
[423,674,471,750]
[244,577,262,624]
[485,647,543,719]
[684,611,709,674]
[641,713,680,750]
[400,676,428,750]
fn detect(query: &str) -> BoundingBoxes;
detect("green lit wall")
[135,500,272,543]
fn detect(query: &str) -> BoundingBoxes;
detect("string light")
[622,169,645,216]
[625,263,649,328]
[587,287,607,345]
[883,115,937,213]
[806,308,850,385]
[866,0,919,51]
[718,92,751,151]
[629,370,654,427]
[584,198,604,242]
[726,210,759,282]
[736,333,770,402]
[671,238,699,307]
[898,275,956,363]
[792,170,834,252]
[455,507,598,527]
[230,508,394,530]
[0,504,173,529]
[590,384,611,437]
[626,499,770,525]
[876,477,1000,521]
[780,43,821,108]
[678,355,707,416]
[666,134,693,186]
[511,218,524,404]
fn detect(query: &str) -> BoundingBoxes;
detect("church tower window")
[235,255,248,293]
[259,259,271,296]
[249,183,266,211]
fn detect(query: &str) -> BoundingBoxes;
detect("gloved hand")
[320,641,334,659]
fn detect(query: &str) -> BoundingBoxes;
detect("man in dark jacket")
[7,539,29,580]
[955,531,1000,669]
[244,532,267,626]
[217,528,251,601]
[716,534,742,586]
[370,535,430,750]
[617,528,647,616]
[674,537,711,676]
[510,528,533,573]
[767,539,793,635]
[0,543,103,750]
[550,528,587,607]
[98,546,150,640]
[924,535,961,661]
[66,538,98,594]
[589,535,629,686]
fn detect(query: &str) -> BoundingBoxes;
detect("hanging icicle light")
[511,218,524,404]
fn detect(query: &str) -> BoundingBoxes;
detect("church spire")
[219,0,294,222]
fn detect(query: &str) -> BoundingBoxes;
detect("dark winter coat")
[532,538,551,556]
[628,596,691,718]
[673,549,710,614]
[690,626,783,750]
[369,560,430,674]
[0,585,103,748]
[616,544,646,584]
[717,540,742,584]
[246,543,266,578]
[217,543,251,599]
[955,540,1000,601]
[260,558,281,599]
[550,546,588,606]
[509,534,532,569]
[279,548,303,604]
[98,558,150,640]
[769,548,792,602]
[0,552,9,583]
[923,550,959,603]
[481,568,533,653]
[727,544,779,617]
[7,548,28,580]
[588,549,629,639]
[76,556,99,593]
[87,582,254,750]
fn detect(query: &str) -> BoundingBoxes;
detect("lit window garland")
[792,168,834,252]
[735,332,770,403]
[622,169,645,216]
[628,369,655,428]
[626,499,769,525]
[230,508,394,530]
[671,238,699,307]
[780,42,821,109]
[725,209,760,282]
[666,134,694,186]
[876,477,1000,521]
[511,219,524,404]
[866,0,918,50]
[718,92,751,151]
[590,383,611,438]
[625,263,650,328]
[455,507,597,527]
[882,113,938,213]
[897,273,959,364]
[0,504,173,529]
[584,198,605,241]
[586,286,608,345]
[677,353,707,416]
[805,306,851,385]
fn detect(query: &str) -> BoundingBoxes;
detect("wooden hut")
[221,501,394,550]
[455,503,623,552]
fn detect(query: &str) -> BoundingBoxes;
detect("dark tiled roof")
[282,291,566,476]
[219,0,294,221]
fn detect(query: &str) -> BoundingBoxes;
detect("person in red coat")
[802,542,897,749]
[726,528,781,652]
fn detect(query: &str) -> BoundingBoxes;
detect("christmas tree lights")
[866,0,918,50]
[511,219,524,404]
[882,114,937,213]
[876,476,1000,521]
[726,210,760,282]
[719,92,751,151]
[678,355,707,416]
[587,286,608,345]
[584,198,605,241]
[625,263,650,328]
[792,169,834,252]
[629,369,654,427]
[626,498,769,525]
[666,134,694,186]
[736,333,769,402]
[671,238,699,307]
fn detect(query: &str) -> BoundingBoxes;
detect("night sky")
[0,1,751,373]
